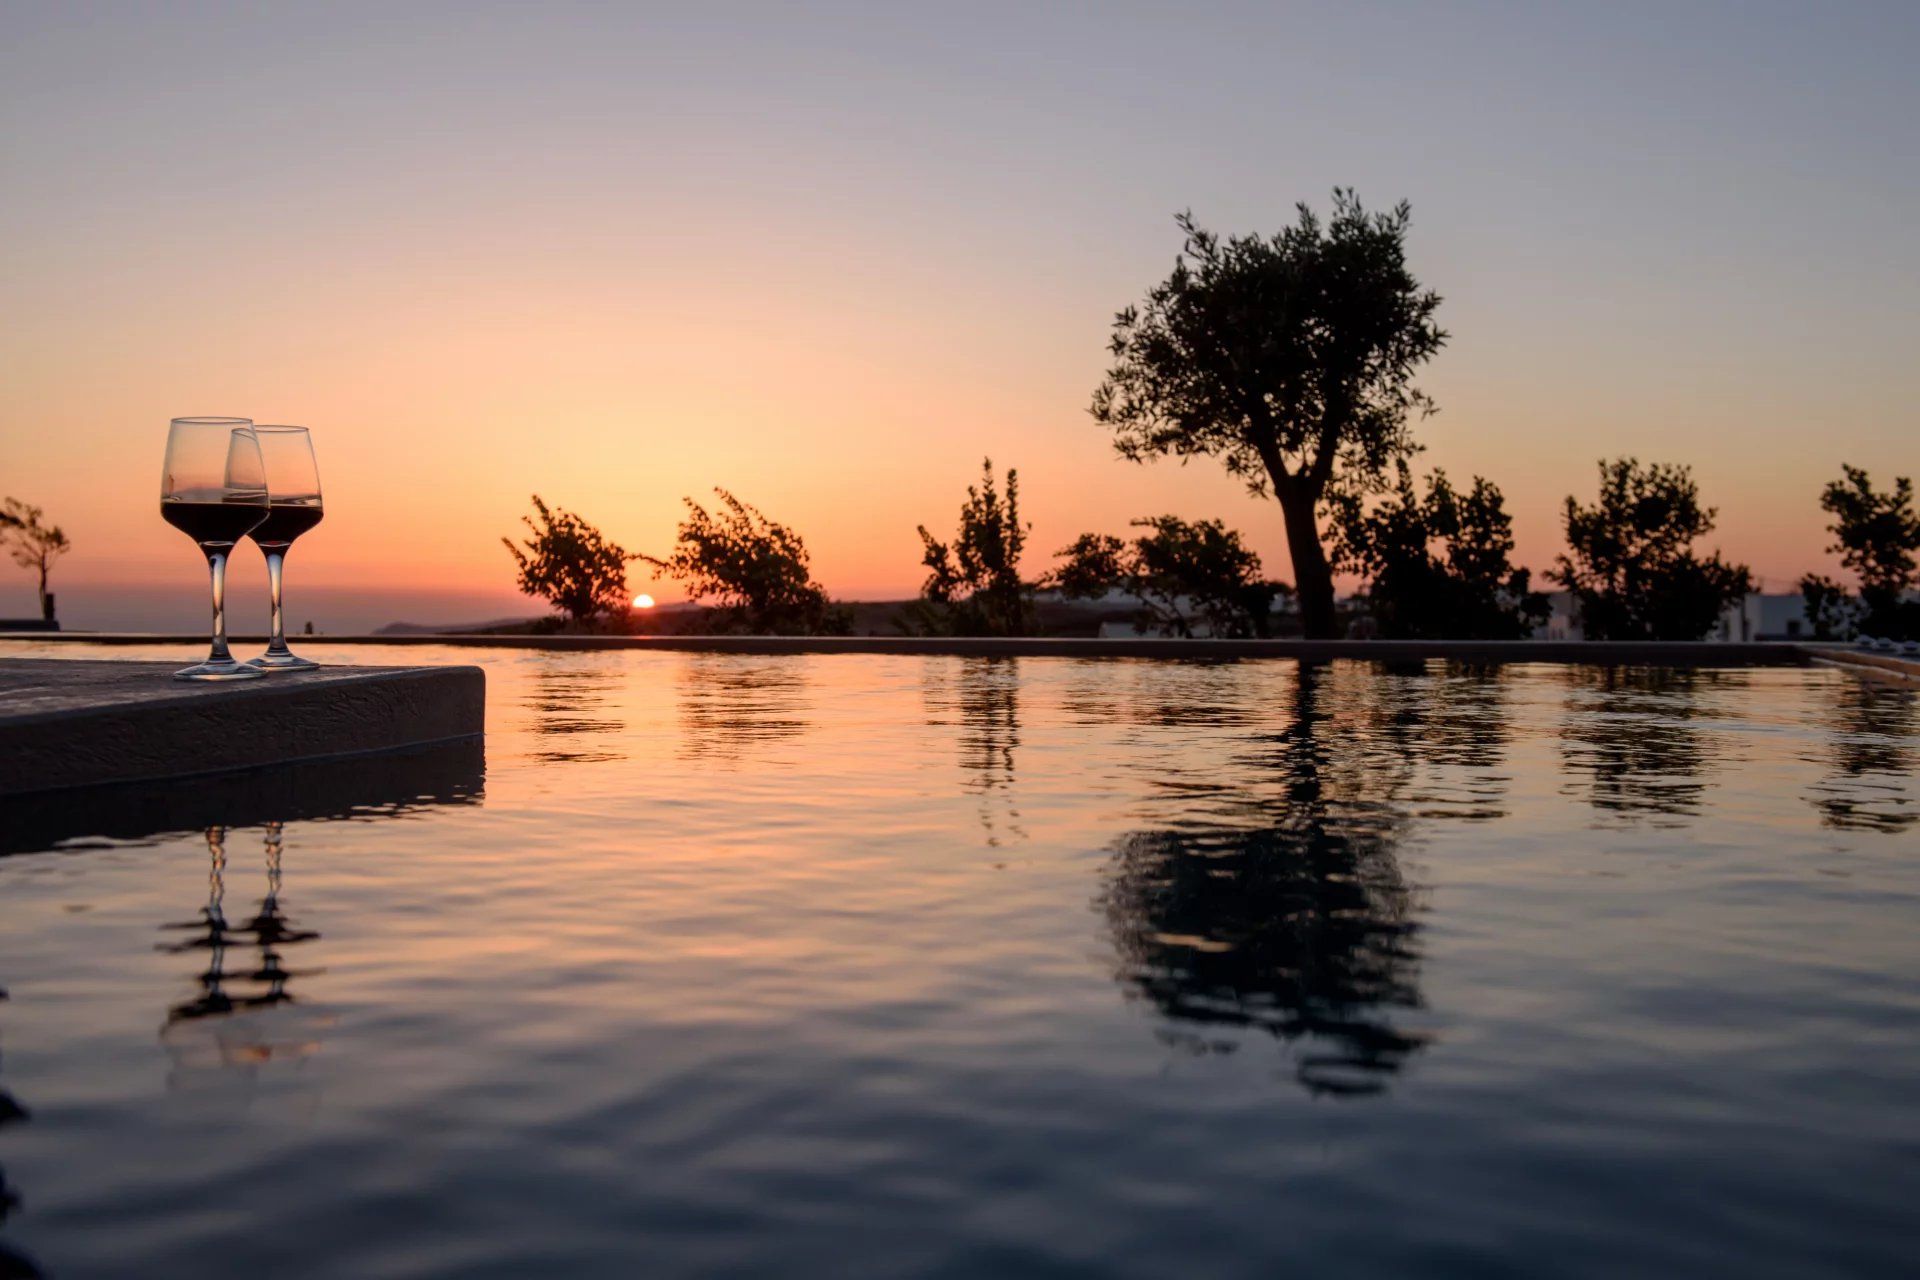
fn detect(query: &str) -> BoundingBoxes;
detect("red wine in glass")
[245,426,324,672]
[160,497,278,546]
[248,502,325,549]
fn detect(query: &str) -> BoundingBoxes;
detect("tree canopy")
[1049,516,1285,637]
[640,489,848,635]
[1552,459,1752,641]
[906,459,1034,636]
[1091,191,1447,637]
[1329,465,1547,639]
[1806,465,1919,640]
[502,495,635,624]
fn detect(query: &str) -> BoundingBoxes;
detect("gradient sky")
[3,1,1915,627]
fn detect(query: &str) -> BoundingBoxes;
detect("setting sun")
[632,594,655,610]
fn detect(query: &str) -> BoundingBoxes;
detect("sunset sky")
[3,2,1915,629]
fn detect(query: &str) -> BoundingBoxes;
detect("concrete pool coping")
[0,659,485,797]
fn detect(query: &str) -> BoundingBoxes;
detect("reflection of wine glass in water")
[159,824,330,1089]
[237,823,321,1009]
[158,826,237,1023]
[159,418,269,681]
[244,426,325,673]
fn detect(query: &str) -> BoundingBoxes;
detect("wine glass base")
[245,652,321,673]
[174,660,270,682]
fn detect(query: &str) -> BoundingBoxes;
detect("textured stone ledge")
[1808,648,1920,682]
[0,659,485,797]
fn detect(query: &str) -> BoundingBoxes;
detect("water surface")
[1,646,1916,1277]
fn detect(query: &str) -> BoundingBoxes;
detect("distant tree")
[502,495,635,624]
[1091,191,1447,639]
[1329,464,1547,639]
[1552,459,1752,641]
[1809,465,1919,640]
[1,497,72,621]
[1048,516,1287,637]
[906,459,1035,636]
[640,489,849,635]
[1797,573,1860,641]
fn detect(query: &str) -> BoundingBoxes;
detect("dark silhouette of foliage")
[1100,666,1428,1097]
[1,497,71,621]
[1807,677,1918,832]
[502,495,635,624]
[1551,459,1752,641]
[1797,573,1859,641]
[1559,666,1715,821]
[1809,465,1919,640]
[640,489,849,635]
[1091,191,1447,638]
[1329,464,1547,639]
[1048,516,1287,637]
[906,459,1034,636]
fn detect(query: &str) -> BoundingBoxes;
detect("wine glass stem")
[204,548,234,664]
[264,549,290,657]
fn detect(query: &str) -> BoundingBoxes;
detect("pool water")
[1,646,1916,1278]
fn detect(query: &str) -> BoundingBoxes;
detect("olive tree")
[1091,191,1447,638]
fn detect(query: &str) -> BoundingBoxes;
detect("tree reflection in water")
[1558,666,1715,823]
[1806,678,1918,833]
[925,658,1024,848]
[157,823,330,1089]
[1365,662,1514,822]
[527,661,627,763]
[1102,663,1435,1098]
[677,655,812,765]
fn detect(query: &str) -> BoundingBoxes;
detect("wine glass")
[244,426,325,672]
[160,418,269,681]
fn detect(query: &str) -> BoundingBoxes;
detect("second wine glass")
[246,426,325,672]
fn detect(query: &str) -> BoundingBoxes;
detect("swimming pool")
[1,646,1915,1277]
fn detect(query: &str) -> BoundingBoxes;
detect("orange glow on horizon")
[1,6,1910,626]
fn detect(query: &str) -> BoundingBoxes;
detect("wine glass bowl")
[160,418,269,680]
[244,425,324,672]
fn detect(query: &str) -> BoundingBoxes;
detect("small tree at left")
[2,497,72,622]
[502,495,636,624]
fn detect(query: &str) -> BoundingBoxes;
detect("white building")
[1537,591,1812,642]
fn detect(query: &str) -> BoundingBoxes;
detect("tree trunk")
[1276,481,1337,638]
